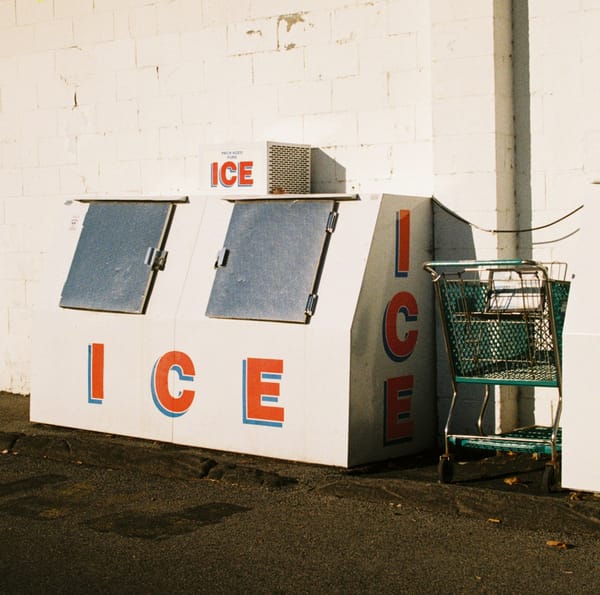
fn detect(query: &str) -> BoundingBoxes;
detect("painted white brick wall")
[527,4,590,267]
[1,0,594,407]
[16,0,54,26]
[431,0,517,264]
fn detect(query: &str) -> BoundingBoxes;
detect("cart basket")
[424,259,569,387]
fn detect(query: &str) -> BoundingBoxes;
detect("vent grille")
[267,143,311,194]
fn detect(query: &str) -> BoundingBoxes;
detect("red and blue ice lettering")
[87,342,104,404]
[382,291,419,362]
[242,357,284,427]
[384,375,414,443]
[151,350,196,418]
[395,210,410,277]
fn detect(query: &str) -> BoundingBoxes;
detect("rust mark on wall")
[246,29,263,36]
[278,13,305,33]
[277,13,306,51]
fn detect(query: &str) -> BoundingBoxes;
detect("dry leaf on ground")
[546,540,574,550]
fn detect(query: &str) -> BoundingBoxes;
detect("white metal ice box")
[32,193,435,467]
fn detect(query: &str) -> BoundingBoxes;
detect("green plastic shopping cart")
[423,259,570,492]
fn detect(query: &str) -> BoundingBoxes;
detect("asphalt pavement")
[2,391,600,537]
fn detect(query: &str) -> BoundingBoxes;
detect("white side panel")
[349,194,434,465]
[562,334,600,491]
[562,185,600,491]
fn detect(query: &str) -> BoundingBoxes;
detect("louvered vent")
[267,143,311,194]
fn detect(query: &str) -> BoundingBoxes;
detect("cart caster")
[542,462,561,493]
[438,455,453,484]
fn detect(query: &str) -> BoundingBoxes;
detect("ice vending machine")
[32,193,434,467]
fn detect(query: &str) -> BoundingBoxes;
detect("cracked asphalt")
[1,392,600,593]
[3,392,600,532]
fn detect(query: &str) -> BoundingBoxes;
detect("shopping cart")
[423,259,570,491]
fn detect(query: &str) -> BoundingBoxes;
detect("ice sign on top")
[200,141,311,195]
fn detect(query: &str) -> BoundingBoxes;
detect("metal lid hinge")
[145,247,168,271]
[215,247,229,268]
[305,294,318,317]
[326,211,338,233]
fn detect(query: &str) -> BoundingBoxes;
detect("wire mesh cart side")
[423,259,570,492]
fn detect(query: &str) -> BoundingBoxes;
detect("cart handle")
[423,259,546,277]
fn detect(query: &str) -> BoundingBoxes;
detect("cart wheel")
[438,456,453,484]
[542,463,560,493]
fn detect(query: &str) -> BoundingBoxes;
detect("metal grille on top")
[267,143,311,194]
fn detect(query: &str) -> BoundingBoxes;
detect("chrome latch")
[145,247,168,271]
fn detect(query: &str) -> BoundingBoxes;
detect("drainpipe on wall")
[493,0,519,433]
[494,0,517,259]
